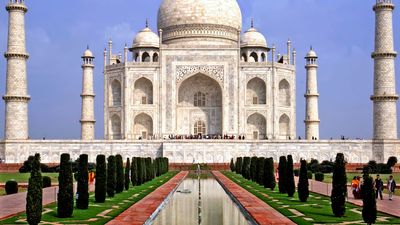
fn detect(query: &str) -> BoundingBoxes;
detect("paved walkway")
[212,171,295,225]
[296,177,400,218]
[106,171,188,225]
[0,183,94,220]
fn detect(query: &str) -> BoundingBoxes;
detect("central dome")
[157,0,242,45]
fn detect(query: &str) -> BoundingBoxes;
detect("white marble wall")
[1,140,399,164]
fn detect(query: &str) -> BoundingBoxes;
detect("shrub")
[235,157,243,174]
[331,153,347,217]
[125,158,130,190]
[230,158,235,172]
[307,171,313,179]
[387,156,398,168]
[256,157,265,185]
[145,157,153,182]
[362,176,377,225]
[137,157,143,185]
[286,155,295,197]
[315,172,324,182]
[5,180,18,195]
[294,169,299,177]
[250,156,258,182]
[377,163,392,174]
[278,156,287,194]
[26,154,42,225]
[264,158,276,190]
[131,157,138,186]
[95,155,107,203]
[242,157,251,180]
[319,160,334,173]
[76,154,89,209]
[367,160,378,174]
[42,176,51,188]
[307,159,320,173]
[298,160,309,202]
[57,153,74,218]
[115,154,124,194]
[107,155,116,197]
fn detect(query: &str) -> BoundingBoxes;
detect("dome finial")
[251,18,254,28]
[145,18,149,28]
[310,45,313,50]
[87,45,89,50]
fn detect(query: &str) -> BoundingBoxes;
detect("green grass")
[223,171,400,225]
[0,173,59,183]
[1,171,178,225]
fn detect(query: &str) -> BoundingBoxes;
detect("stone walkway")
[0,183,94,220]
[212,171,296,225]
[297,178,400,218]
[106,171,188,225]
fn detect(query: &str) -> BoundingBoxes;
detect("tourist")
[374,174,383,200]
[387,175,396,201]
[352,176,361,199]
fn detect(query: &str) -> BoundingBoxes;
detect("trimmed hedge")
[331,153,347,217]
[362,176,377,224]
[115,154,124,194]
[125,158,130,191]
[315,172,325,182]
[131,157,138,186]
[286,155,295,197]
[95,155,107,203]
[230,158,235,172]
[242,157,251,180]
[107,155,116,197]
[57,153,74,218]
[264,157,276,190]
[5,180,18,195]
[298,160,309,202]
[256,157,265,185]
[76,154,89,209]
[250,156,258,182]
[26,154,43,225]
[278,156,287,194]
[235,157,243,174]
[307,171,313,179]
[42,176,51,188]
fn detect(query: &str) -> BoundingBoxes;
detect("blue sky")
[0,0,398,140]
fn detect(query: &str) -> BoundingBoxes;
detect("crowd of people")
[351,175,396,200]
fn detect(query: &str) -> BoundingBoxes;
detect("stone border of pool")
[106,171,188,225]
[212,171,296,225]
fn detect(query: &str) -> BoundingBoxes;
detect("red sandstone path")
[295,177,400,218]
[212,171,296,225]
[0,184,95,220]
[106,171,188,225]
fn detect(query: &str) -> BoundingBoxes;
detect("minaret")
[3,0,30,140]
[80,47,96,140]
[304,48,320,140]
[372,0,398,140]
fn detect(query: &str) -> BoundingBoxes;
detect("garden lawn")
[0,173,59,183]
[1,171,178,225]
[223,171,400,225]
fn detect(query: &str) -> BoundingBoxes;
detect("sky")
[0,0,399,140]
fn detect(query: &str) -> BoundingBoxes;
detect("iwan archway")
[177,73,222,136]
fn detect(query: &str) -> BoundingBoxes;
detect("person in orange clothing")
[89,170,95,184]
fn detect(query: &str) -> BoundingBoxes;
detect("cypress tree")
[362,176,377,225]
[107,155,116,197]
[115,154,124,194]
[58,153,74,218]
[131,157,138,186]
[331,153,347,217]
[278,156,287,194]
[286,155,295,197]
[154,158,159,177]
[137,157,143,185]
[166,157,169,172]
[242,157,251,179]
[264,157,276,190]
[250,156,258,182]
[95,155,107,203]
[26,154,42,225]
[146,157,153,181]
[256,157,265,185]
[125,158,130,190]
[230,158,235,172]
[76,154,89,209]
[235,157,243,174]
[142,158,147,182]
[298,159,309,202]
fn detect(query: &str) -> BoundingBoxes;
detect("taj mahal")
[0,0,399,164]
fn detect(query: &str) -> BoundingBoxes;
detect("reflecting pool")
[151,174,252,225]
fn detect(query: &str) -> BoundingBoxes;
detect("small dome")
[241,27,267,48]
[83,49,93,57]
[306,48,317,58]
[132,27,160,49]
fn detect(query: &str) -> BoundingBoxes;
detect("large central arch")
[177,73,222,135]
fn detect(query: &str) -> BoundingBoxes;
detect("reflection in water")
[151,176,250,225]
